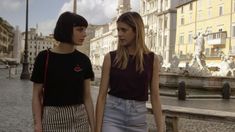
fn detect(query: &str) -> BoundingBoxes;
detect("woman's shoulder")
[146,52,160,58]
[74,50,91,62]
[145,51,155,59]
[36,49,48,58]
[145,52,161,64]
[74,49,87,57]
[107,50,116,59]
[38,49,48,54]
[109,50,116,56]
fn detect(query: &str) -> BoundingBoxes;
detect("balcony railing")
[207,31,227,45]
[229,50,235,55]
[205,53,220,58]
[179,54,192,60]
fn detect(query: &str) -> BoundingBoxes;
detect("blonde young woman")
[96,12,164,132]
[31,12,95,132]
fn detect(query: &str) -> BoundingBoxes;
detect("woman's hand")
[34,123,42,132]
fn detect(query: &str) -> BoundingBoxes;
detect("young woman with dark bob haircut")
[31,11,95,132]
[96,12,164,132]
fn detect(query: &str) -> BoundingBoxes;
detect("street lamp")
[20,0,30,79]
[73,0,77,13]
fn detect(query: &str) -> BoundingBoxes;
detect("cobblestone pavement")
[0,72,33,131]
[147,115,235,132]
[0,68,235,131]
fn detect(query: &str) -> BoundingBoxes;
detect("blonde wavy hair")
[114,12,150,73]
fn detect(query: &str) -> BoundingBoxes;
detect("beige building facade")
[175,0,235,67]
[22,28,58,71]
[140,0,182,66]
[90,0,130,66]
[0,17,14,58]
[77,25,97,57]
[90,0,183,67]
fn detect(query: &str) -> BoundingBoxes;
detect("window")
[164,35,167,46]
[198,0,202,10]
[159,19,163,29]
[143,2,145,13]
[189,13,192,23]
[232,25,235,37]
[165,0,168,9]
[219,6,223,16]
[164,17,168,29]
[205,48,210,56]
[197,11,202,20]
[188,33,193,44]
[208,0,211,7]
[179,35,184,45]
[234,0,235,12]
[180,51,183,55]
[208,8,211,18]
[232,46,235,53]
[207,28,212,40]
[158,35,162,47]
[217,25,223,32]
[181,7,184,13]
[189,3,193,10]
[181,17,184,25]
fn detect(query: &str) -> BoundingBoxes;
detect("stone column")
[165,116,179,132]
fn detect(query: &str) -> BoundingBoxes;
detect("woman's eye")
[121,29,127,32]
[75,27,86,32]
[117,28,127,32]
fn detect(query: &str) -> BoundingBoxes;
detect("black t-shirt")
[30,49,94,106]
[108,51,154,101]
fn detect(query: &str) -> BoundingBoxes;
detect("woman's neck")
[52,43,75,54]
[127,45,136,55]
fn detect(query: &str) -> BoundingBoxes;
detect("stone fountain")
[159,31,235,92]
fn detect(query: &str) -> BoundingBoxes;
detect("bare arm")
[95,53,111,132]
[32,83,43,132]
[150,54,164,132]
[83,79,95,132]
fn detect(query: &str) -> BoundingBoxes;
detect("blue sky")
[0,0,139,36]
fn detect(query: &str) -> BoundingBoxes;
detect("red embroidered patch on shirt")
[74,65,82,72]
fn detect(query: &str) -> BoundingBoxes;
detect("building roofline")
[157,9,177,16]
[176,0,197,8]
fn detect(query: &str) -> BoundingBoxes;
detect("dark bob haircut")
[54,11,88,43]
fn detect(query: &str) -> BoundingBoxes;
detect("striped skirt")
[42,104,89,132]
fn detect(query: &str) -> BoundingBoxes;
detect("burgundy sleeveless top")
[108,51,154,101]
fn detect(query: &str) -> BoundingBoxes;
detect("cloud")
[37,19,57,36]
[38,0,140,35]
[0,0,22,12]
[103,0,117,19]
[131,0,140,12]
[60,0,140,25]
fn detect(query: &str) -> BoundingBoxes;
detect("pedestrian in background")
[31,11,95,132]
[96,11,164,132]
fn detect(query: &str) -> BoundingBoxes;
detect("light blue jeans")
[102,95,148,132]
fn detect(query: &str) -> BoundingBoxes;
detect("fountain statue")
[191,32,207,69]
[212,55,235,77]
[181,31,211,76]
[158,29,234,93]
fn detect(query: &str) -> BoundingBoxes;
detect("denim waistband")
[107,94,146,106]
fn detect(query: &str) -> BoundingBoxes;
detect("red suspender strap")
[43,49,49,87]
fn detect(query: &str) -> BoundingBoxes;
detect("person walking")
[96,11,164,132]
[31,11,95,132]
